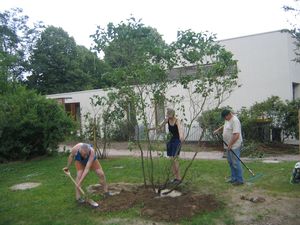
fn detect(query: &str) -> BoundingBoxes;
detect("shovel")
[63,168,99,208]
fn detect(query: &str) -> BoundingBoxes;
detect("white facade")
[47,30,300,141]
[220,30,300,110]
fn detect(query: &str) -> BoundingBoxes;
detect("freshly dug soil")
[95,184,220,222]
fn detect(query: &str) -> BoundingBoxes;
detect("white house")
[221,30,300,109]
[47,30,300,141]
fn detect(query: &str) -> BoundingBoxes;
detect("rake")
[216,134,263,182]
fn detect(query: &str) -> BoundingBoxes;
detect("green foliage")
[283,99,300,139]
[238,96,300,142]
[172,30,239,104]
[27,26,83,94]
[27,26,108,94]
[91,19,240,189]
[75,45,112,89]
[169,30,239,141]
[91,93,128,142]
[91,17,173,187]
[0,8,43,91]
[109,120,132,141]
[0,86,75,161]
[283,0,300,63]
[91,17,172,87]
[198,107,232,141]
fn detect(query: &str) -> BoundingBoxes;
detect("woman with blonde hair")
[150,108,184,184]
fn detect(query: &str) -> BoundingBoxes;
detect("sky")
[0,0,297,48]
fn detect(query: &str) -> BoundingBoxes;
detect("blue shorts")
[167,138,181,157]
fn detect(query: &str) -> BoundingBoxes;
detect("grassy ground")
[0,154,299,225]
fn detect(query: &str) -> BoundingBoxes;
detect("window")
[292,82,300,100]
[65,103,81,121]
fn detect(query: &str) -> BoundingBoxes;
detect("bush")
[110,120,131,141]
[238,96,300,142]
[198,106,232,141]
[0,86,75,161]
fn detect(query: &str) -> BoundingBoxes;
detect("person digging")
[63,143,111,203]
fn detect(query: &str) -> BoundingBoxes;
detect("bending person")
[63,143,110,202]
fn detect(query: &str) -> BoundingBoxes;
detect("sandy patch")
[225,188,300,225]
[10,182,41,191]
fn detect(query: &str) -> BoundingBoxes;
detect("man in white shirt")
[214,109,244,185]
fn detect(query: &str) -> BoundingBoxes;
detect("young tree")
[170,30,239,138]
[91,17,173,188]
[160,30,239,194]
[91,18,239,192]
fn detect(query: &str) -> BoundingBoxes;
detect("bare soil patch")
[88,183,221,222]
[86,183,300,224]
[225,188,300,225]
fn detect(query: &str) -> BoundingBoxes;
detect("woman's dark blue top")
[168,119,180,139]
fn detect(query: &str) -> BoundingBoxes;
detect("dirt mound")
[96,185,220,222]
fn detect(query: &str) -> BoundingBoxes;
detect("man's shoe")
[225,178,236,183]
[232,181,244,186]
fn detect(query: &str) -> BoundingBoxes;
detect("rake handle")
[227,147,255,176]
[216,134,255,176]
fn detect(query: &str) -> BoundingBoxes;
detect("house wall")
[220,30,299,111]
[47,89,107,128]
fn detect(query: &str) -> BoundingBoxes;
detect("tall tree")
[283,0,300,62]
[76,45,111,89]
[27,26,93,94]
[0,8,43,93]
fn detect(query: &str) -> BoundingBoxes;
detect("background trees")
[27,26,95,94]
[283,0,300,62]
[0,9,77,161]
[0,8,43,93]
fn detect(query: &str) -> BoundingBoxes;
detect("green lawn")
[0,154,299,225]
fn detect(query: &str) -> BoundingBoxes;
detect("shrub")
[198,106,232,141]
[0,86,75,161]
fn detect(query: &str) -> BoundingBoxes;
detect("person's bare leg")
[172,158,181,180]
[75,170,83,199]
[95,168,108,192]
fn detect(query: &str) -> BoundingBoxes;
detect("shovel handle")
[63,168,85,195]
